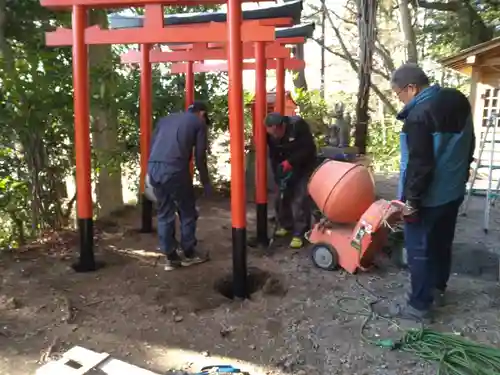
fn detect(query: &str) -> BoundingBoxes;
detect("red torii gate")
[120,42,294,232]
[165,40,296,113]
[122,41,294,108]
[169,58,305,73]
[169,56,306,248]
[122,39,304,248]
[40,0,286,299]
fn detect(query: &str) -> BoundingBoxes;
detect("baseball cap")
[391,63,430,89]
[188,101,211,126]
[265,112,285,127]
[187,100,209,113]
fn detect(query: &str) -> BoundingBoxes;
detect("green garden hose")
[337,292,500,375]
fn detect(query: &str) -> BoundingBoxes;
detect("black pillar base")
[140,194,154,233]
[256,202,268,244]
[248,203,269,248]
[232,227,248,299]
[72,218,104,273]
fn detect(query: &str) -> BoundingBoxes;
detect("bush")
[368,119,401,173]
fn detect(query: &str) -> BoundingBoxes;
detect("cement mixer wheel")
[311,242,339,271]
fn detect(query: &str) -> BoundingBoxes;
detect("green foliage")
[368,119,401,173]
[294,88,330,137]
[0,147,30,247]
[0,2,230,248]
[420,0,500,58]
[0,0,76,247]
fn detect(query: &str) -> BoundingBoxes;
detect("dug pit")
[214,267,271,300]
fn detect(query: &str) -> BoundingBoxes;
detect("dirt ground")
[1,175,500,375]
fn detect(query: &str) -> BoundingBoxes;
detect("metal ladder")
[462,112,500,233]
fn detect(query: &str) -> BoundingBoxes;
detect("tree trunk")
[319,0,326,98]
[89,10,124,218]
[399,0,418,63]
[321,11,398,116]
[355,0,378,154]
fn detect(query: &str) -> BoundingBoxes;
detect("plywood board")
[36,346,161,375]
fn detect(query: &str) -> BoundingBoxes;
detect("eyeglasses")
[395,84,409,96]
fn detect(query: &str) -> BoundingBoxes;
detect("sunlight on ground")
[146,346,271,374]
[34,343,271,375]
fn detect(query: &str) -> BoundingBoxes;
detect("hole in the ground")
[214,267,270,300]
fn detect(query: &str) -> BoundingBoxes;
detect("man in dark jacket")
[389,63,475,321]
[265,112,317,249]
[148,101,212,271]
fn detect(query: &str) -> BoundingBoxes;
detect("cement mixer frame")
[305,160,405,274]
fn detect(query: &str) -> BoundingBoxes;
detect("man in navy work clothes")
[265,112,317,249]
[389,63,475,321]
[148,101,212,271]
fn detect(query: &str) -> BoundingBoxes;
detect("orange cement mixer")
[306,160,404,273]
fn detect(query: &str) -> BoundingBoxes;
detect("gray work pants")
[274,174,311,236]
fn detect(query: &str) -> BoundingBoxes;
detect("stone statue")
[327,102,351,147]
[327,120,340,147]
[335,102,351,147]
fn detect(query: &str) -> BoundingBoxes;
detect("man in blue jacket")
[148,101,212,271]
[390,63,475,321]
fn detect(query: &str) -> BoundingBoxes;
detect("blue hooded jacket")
[148,111,210,187]
[397,84,475,207]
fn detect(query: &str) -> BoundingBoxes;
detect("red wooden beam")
[168,37,305,51]
[168,43,206,51]
[121,44,291,64]
[46,20,282,46]
[207,37,305,48]
[275,57,285,113]
[170,58,305,73]
[41,0,268,9]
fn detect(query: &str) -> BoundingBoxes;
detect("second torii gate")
[118,21,314,246]
[170,57,306,248]
[121,39,300,109]
[120,39,297,233]
[169,58,304,73]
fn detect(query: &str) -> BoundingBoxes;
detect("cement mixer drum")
[308,160,375,223]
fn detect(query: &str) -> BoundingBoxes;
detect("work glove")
[402,200,419,223]
[279,160,293,174]
[277,160,293,189]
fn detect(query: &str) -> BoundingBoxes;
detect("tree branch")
[318,16,398,115]
[374,40,396,73]
[328,8,357,26]
[63,193,77,220]
[412,0,460,11]
[303,9,322,21]
[313,38,391,81]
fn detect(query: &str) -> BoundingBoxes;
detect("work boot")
[164,253,182,271]
[177,248,208,267]
[289,236,304,249]
[405,289,446,308]
[385,300,432,324]
[275,228,289,237]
